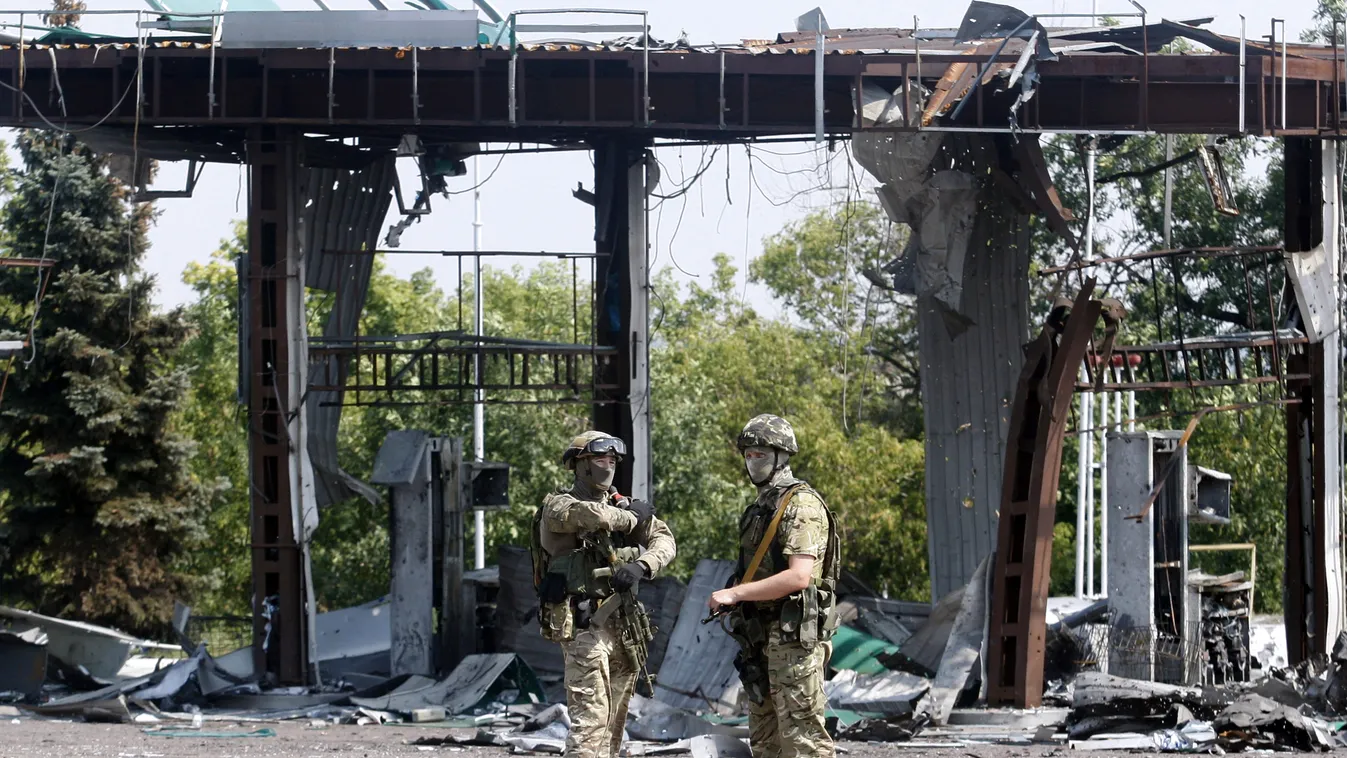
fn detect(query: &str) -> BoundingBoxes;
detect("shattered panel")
[299,155,397,509]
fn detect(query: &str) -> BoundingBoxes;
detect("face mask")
[744,446,779,486]
[577,455,616,491]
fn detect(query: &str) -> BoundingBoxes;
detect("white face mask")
[744,446,780,486]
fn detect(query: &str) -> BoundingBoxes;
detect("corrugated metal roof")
[302,154,394,509]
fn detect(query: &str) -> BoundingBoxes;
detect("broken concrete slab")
[918,554,990,726]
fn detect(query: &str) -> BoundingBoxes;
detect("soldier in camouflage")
[532,431,677,758]
[709,415,840,758]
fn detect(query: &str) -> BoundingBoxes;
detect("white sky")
[22,0,1323,314]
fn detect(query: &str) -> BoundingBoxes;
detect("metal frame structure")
[986,282,1103,708]
[2,10,1345,693]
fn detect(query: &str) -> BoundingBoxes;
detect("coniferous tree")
[0,131,213,637]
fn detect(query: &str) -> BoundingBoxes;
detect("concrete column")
[373,430,435,676]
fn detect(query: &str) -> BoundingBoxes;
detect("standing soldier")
[532,431,677,758]
[709,414,840,758]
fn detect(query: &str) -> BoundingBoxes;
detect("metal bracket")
[135,159,203,201]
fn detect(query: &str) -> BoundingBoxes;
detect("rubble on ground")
[4,564,1346,755]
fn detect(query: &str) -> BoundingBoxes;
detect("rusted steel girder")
[986,281,1104,708]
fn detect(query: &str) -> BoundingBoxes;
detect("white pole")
[1091,0,1098,26]
[1099,382,1110,597]
[472,155,486,571]
[1076,363,1088,599]
[1083,135,1098,597]
[1085,387,1095,597]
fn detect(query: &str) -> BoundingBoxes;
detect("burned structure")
[0,1,1344,712]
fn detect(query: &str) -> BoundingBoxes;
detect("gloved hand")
[612,561,647,593]
[622,498,654,532]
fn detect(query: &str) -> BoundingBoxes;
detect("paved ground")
[0,720,1187,758]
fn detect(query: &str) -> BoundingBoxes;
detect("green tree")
[1303,0,1345,42]
[0,132,214,637]
[172,222,250,615]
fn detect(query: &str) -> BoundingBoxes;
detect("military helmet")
[736,414,799,455]
[561,430,627,470]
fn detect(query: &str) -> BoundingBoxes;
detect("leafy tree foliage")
[0,132,214,636]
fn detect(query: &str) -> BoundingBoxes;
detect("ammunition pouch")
[726,606,767,650]
[539,597,575,642]
[733,651,770,705]
[745,585,839,650]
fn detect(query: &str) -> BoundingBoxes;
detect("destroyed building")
[2,0,1347,752]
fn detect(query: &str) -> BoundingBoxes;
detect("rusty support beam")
[1283,137,1346,665]
[0,47,1341,140]
[246,126,312,685]
[986,282,1104,707]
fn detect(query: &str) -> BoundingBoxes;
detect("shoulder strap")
[738,484,805,586]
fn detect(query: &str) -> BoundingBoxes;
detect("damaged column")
[245,127,316,685]
[591,140,652,500]
[852,131,1032,602]
[1282,137,1347,664]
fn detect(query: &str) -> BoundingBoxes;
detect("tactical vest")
[530,489,641,642]
[731,479,841,649]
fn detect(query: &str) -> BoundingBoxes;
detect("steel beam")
[986,282,1104,707]
[245,126,313,685]
[591,140,644,497]
[0,46,1340,140]
[1283,137,1346,665]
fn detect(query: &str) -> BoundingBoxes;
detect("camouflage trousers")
[560,623,638,758]
[746,636,833,758]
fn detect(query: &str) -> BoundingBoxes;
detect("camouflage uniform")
[728,416,840,758]
[533,433,677,758]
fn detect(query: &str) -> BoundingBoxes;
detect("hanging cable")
[23,160,63,368]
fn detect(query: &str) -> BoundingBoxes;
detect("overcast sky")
[47,0,1322,315]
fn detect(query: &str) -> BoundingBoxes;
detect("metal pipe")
[1076,364,1088,599]
[642,11,649,127]
[1098,383,1109,597]
[1163,135,1174,249]
[718,51,726,130]
[508,13,518,126]
[207,11,220,117]
[472,153,486,571]
[327,47,335,123]
[1239,15,1246,133]
[1084,381,1095,597]
[914,15,921,114]
[412,46,420,125]
[814,27,825,142]
[1282,21,1288,129]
